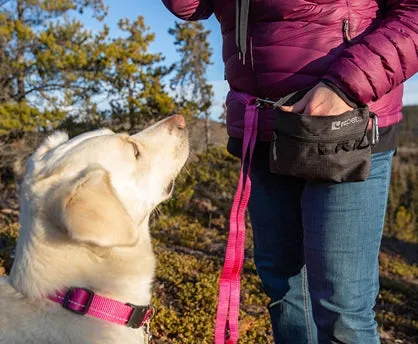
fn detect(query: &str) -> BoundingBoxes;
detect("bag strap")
[272,90,304,108]
[255,88,310,109]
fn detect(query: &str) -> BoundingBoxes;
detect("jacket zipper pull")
[343,19,352,42]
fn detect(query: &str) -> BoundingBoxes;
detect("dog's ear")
[54,166,138,247]
[33,132,69,159]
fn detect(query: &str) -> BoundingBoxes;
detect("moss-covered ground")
[1,147,417,343]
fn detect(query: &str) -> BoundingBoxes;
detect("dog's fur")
[0,116,189,344]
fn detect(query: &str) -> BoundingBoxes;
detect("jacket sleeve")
[162,0,213,21]
[323,0,418,104]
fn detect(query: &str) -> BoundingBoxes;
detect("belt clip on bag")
[259,90,380,183]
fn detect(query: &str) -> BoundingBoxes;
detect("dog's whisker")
[183,166,192,177]
[153,206,162,218]
[187,151,198,163]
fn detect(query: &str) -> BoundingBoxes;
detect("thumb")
[280,96,308,113]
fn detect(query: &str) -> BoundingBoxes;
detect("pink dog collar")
[49,287,154,329]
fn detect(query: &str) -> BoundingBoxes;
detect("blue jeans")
[248,150,394,344]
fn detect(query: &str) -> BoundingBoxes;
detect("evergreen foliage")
[0,1,177,134]
[106,17,174,129]
[0,0,108,133]
[169,21,214,150]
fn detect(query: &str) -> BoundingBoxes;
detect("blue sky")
[83,1,417,118]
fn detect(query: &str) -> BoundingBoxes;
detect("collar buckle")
[125,303,155,329]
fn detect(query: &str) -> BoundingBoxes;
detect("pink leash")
[215,90,259,344]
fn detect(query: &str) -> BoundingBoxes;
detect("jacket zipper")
[273,130,367,144]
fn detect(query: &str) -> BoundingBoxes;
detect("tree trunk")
[204,112,210,152]
[128,86,135,129]
[16,0,25,101]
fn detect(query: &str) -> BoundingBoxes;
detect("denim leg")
[248,164,317,344]
[302,151,394,344]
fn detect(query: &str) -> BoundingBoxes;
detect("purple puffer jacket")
[163,0,418,141]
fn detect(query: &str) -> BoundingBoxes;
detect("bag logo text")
[331,116,362,130]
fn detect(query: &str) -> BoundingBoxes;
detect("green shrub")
[1,146,417,343]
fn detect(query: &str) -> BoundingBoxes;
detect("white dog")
[0,115,189,344]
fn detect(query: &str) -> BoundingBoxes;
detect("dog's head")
[19,115,189,248]
[5,115,188,337]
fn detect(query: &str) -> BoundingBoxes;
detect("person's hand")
[280,82,353,116]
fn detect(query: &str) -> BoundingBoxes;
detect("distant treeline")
[400,105,418,146]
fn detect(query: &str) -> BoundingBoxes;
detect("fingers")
[278,85,353,116]
[280,96,308,113]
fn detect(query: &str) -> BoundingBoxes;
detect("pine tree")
[105,17,174,130]
[0,0,108,134]
[169,21,214,151]
[0,1,178,134]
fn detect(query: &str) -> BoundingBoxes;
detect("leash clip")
[143,319,153,344]
[255,98,277,108]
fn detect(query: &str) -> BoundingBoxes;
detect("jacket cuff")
[321,79,363,108]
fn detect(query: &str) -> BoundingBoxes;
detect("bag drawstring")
[236,0,251,64]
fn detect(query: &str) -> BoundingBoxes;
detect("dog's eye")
[130,142,140,159]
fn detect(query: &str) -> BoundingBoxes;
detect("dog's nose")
[168,115,186,129]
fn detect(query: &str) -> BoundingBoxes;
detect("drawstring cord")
[236,0,251,64]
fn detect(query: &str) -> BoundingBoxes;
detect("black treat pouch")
[267,91,378,183]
